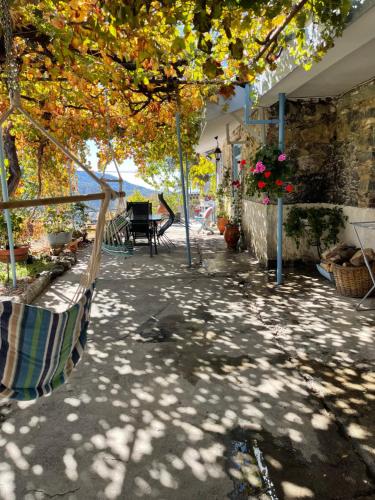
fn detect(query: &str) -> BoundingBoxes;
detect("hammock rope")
[100,90,133,256]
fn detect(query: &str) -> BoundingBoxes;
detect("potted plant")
[244,145,295,204]
[216,185,229,234]
[224,219,241,249]
[284,206,348,282]
[43,206,73,248]
[284,206,347,260]
[224,179,242,250]
[0,211,30,263]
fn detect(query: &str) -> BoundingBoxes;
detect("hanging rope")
[101,89,126,215]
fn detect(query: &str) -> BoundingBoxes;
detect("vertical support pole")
[185,153,190,225]
[0,127,17,287]
[244,84,251,125]
[260,107,266,145]
[176,112,192,267]
[277,93,286,285]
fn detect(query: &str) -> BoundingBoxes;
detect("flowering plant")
[230,178,242,224]
[243,144,294,205]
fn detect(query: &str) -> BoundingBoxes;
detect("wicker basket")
[332,262,375,298]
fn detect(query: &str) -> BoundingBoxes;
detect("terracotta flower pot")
[224,224,240,250]
[217,216,229,235]
[0,245,30,264]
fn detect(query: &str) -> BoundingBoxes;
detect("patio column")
[277,93,286,285]
[176,112,192,267]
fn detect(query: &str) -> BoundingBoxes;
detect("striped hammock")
[0,284,94,400]
[102,213,133,256]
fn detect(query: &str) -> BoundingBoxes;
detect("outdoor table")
[129,214,162,256]
[351,221,375,310]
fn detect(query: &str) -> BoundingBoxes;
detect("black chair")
[127,202,156,256]
[157,193,176,250]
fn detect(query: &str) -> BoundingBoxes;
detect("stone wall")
[266,78,375,207]
[336,81,375,208]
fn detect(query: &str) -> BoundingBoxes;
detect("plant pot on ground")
[0,211,30,263]
[224,222,240,250]
[217,214,229,235]
[46,231,73,248]
[0,245,30,263]
[43,206,74,249]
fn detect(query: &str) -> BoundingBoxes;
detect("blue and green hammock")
[0,285,94,400]
[102,213,134,256]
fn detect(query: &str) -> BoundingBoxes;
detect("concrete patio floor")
[0,226,374,499]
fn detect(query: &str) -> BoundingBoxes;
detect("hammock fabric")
[0,285,94,400]
[102,213,133,256]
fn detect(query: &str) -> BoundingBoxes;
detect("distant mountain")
[76,171,155,212]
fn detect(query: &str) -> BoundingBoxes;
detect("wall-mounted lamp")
[214,136,222,163]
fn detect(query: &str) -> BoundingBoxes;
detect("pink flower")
[262,196,270,205]
[255,161,266,173]
[278,153,287,161]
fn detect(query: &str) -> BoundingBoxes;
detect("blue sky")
[86,140,154,189]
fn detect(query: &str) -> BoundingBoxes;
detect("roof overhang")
[195,87,245,154]
[258,0,375,105]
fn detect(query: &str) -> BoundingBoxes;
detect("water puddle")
[227,432,278,500]
[253,440,279,500]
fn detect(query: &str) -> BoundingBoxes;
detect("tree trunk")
[3,123,21,197]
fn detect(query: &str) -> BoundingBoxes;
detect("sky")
[85,140,154,189]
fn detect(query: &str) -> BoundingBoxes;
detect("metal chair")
[127,202,156,256]
[157,193,176,250]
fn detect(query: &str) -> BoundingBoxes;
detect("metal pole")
[277,93,286,285]
[244,84,251,125]
[0,126,17,286]
[185,153,190,225]
[176,112,192,267]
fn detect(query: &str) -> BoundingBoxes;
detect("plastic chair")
[196,207,214,234]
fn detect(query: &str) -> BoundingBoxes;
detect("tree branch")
[3,123,21,197]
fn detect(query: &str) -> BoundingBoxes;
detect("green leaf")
[109,25,117,38]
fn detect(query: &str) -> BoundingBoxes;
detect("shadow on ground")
[0,227,373,499]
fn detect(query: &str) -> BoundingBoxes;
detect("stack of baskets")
[332,262,375,298]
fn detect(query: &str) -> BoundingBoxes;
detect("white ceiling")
[289,37,375,98]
